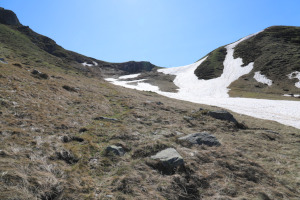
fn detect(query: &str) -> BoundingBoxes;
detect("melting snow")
[287,71,300,88]
[119,73,141,79]
[283,94,300,98]
[82,61,98,67]
[253,71,272,86]
[105,32,300,129]
[105,77,160,92]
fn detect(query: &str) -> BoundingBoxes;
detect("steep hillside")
[0,7,158,78]
[1,8,300,200]
[195,26,300,99]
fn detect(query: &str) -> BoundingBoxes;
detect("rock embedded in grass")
[150,148,184,170]
[31,69,49,79]
[207,110,248,129]
[207,110,238,124]
[178,132,221,147]
[93,116,118,121]
[0,58,8,64]
[62,85,78,92]
[105,145,125,156]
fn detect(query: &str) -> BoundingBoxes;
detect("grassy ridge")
[194,46,227,80]
[230,26,300,97]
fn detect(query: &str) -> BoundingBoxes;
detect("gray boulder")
[207,110,247,129]
[106,145,125,156]
[178,132,221,147]
[151,148,184,168]
[0,58,8,64]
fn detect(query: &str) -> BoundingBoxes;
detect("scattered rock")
[93,116,118,121]
[149,148,184,174]
[183,116,194,121]
[207,110,238,123]
[156,101,163,105]
[79,128,88,133]
[178,132,221,147]
[12,63,22,68]
[207,110,247,129]
[31,69,49,79]
[0,58,8,64]
[61,135,84,143]
[105,145,125,156]
[62,85,78,92]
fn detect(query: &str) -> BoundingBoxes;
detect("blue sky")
[1,0,300,67]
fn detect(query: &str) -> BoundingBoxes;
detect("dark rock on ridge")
[0,7,21,26]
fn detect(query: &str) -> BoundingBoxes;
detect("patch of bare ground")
[1,61,300,199]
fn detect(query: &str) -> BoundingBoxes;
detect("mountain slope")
[0,7,158,78]
[1,8,300,200]
[106,31,300,129]
[195,26,300,98]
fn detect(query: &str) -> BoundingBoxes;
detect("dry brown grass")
[1,60,300,200]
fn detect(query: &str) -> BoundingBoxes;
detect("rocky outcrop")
[116,61,156,73]
[178,132,221,147]
[0,7,21,26]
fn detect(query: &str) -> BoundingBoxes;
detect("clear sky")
[1,0,300,67]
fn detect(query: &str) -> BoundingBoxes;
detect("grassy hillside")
[1,13,300,199]
[193,26,300,99]
[230,26,300,98]
[194,46,227,80]
[2,53,300,200]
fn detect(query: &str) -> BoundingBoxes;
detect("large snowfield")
[106,33,300,129]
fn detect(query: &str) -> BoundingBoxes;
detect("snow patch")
[283,94,300,98]
[81,61,98,67]
[287,71,300,88]
[253,71,272,86]
[158,32,258,98]
[119,73,141,79]
[105,77,159,92]
[93,61,98,66]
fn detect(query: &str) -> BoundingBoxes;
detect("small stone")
[106,145,125,156]
[31,69,49,79]
[0,58,8,64]
[93,116,118,121]
[183,116,194,121]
